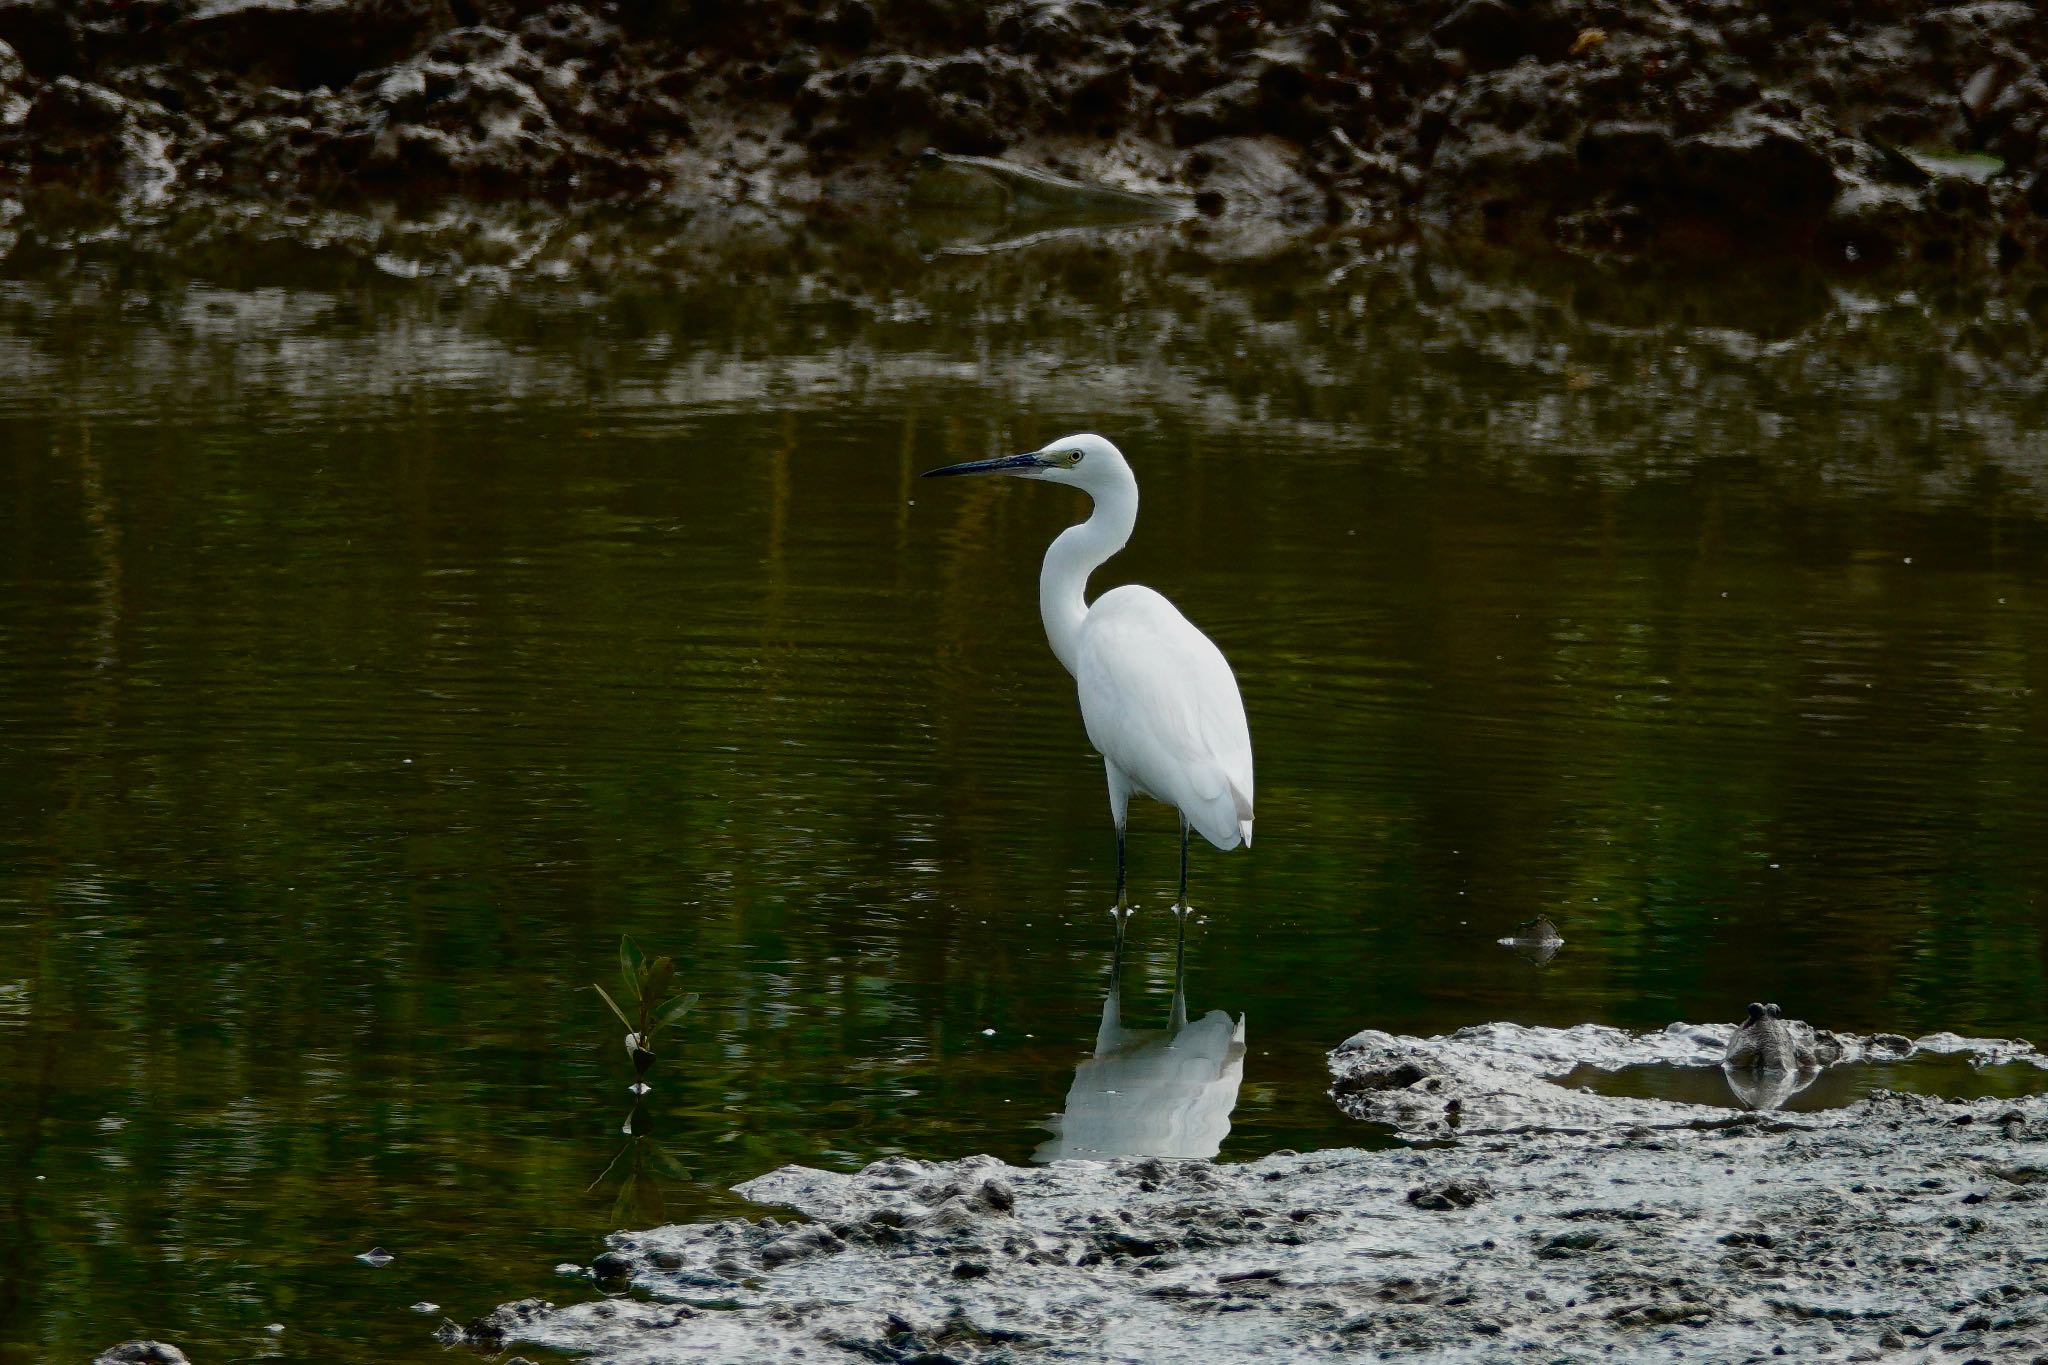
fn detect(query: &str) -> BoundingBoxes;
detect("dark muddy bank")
[3,0,2047,276]
[467,1024,2048,1364]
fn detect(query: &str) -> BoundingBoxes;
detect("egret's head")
[922,433,1130,494]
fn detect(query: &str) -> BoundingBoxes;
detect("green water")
[3,229,2046,1362]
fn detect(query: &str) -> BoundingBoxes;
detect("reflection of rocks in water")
[1496,914,1564,968]
[1034,979,1245,1162]
[12,232,2039,534]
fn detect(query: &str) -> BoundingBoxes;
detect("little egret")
[925,433,1253,955]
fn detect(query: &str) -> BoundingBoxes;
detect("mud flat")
[4,0,2047,278]
[469,1022,2048,1364]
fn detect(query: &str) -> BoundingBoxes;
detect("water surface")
[3,228,2046,1361]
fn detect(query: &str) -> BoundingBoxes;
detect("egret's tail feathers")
[1185,777,1256,851]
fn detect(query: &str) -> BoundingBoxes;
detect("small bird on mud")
[1724,1002,1822,1071]
[925,433,1254,961]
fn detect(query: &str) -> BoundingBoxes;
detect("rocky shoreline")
[455,1022,2048,1364]
[3,0,2047,279]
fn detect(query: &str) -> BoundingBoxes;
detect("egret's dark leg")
[1176,822,1190,912]
[1170,820,1191,1029]
[1117,824,1129,910]
[1110,824,1131,976]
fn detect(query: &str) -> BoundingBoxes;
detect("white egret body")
[925,434,1253,945]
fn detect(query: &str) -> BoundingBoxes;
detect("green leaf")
[643,956,675,1005]
[654,991,698,1032]
[593,983,635,1032]
[618,936,646,1004]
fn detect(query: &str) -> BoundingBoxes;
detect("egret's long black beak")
[922,452,1049,478]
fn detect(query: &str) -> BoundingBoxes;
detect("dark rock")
[822,0,877,52]
[1330,1060,1428,1096]
[0,0,77,77]
[759,1222,845,1268]
[590,1250,635,1285]
[1674,115,1838,233]
[1609,1300,1712,1326]
[1098,1229,1178,1257]
[1407,1178,1491,1210]
[463,1297,554,1348]
[18,74,174,180]
[1537,1229,1612,1258]
[1432,0,1573,72]
[176,0,440,92]
[1170,78,1260,147]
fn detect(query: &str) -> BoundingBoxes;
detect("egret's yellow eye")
[1060,449,1084,465]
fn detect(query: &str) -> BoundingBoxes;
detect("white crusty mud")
[473,1023,2048,1364]
[1327,1018,2048,1137]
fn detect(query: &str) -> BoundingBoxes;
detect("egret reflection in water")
[1034,963,1247,1163]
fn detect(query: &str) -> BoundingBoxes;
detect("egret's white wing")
[1074,585,1253,849]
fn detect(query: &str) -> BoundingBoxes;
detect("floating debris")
[1496,915,1565,968]
[356,1247,395,1267]
[905,150,1191,222]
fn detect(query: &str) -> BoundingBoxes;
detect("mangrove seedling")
[593,935,697,1090]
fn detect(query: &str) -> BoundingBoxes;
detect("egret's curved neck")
[1041,472,1136,676]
